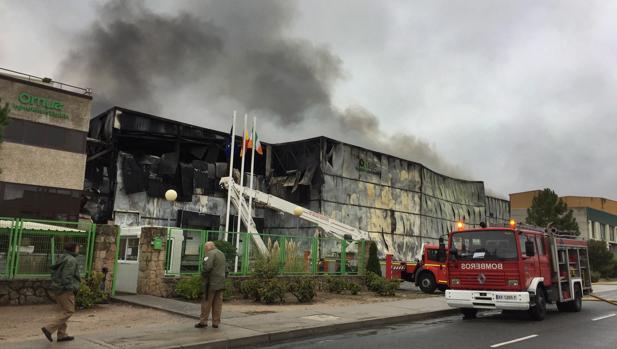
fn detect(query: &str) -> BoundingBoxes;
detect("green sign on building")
[11,92,69,119]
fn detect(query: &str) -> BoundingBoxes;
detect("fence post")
[242,232,250,275]
[340,239,347,275]
[50,236,56,267]
[385,254,393,279]
[6,218,17,279]
[198,230,207,274]
[111,225,122,296]
[311,236,318,274]
[279,236,286,273]
[12,219,23,277]
[165,227,172,272]
[359,239,366,275]
[87,223,96,274]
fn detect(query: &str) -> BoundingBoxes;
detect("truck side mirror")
[438,244,446,262]
[525,240,535,257]
[449,247,458,260]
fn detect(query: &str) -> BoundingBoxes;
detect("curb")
[111,297,202,319]
[158,308,459,349]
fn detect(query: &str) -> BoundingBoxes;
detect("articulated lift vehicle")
[219,177,392,258]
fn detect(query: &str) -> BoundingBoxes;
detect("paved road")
[258,301,617,349]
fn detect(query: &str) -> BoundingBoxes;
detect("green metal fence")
[0,218,96,279]
[164,229,366,277]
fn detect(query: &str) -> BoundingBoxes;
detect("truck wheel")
[417,273,437,294]
[558,284,583,312]
[529,288,546,321]
[461,308,478,319]
[570,284,583,312]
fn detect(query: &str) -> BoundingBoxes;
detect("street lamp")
[165,189,177,227]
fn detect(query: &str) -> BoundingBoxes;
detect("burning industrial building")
[84,106,509,261]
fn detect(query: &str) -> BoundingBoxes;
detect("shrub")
[366,242,382,276]
[365,272,382,291]
[213,240,237,263]
[377,280,400,297]
[347,282,361,295]
[591,271,601,283]
[223,279,235,301]
[283,239,306,273]
[365,271,399,296]
[588,240,615,278]
[253,239,280,279]
[325,277,347,294]
[76,272,109,309]
[289,277,316,303]
[240,279,261,301]
[175,275,203,300]
[258,279,287,304]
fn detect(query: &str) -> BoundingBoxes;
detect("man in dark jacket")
[195,241,226,329]
[41,242,81,342]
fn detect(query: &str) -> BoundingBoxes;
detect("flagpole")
[223,111,236,241]
[234,114,248,272]
[248,116,257,219]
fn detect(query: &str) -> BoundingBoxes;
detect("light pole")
[165,189,178,227]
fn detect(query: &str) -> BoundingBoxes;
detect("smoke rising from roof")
[59,0,460,176]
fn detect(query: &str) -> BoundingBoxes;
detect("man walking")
[195,241,226,329]
[41,242,81,342]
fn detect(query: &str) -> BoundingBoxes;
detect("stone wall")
[0,224,119,306]
[92,224,119,292]
[0,279,53,306]
[136,227,174,297]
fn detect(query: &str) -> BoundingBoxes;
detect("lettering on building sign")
[356,158,381,175]
[11,92,69,119]
[460,263,503,270]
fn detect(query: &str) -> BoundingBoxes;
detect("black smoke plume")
[60,0,459,175]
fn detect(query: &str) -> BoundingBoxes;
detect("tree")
[0,99,8,144]
[526,188,579,234]
[366,241,382,276]
[587,240,615,278]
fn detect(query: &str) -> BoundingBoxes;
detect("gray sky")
[1,0,616,199]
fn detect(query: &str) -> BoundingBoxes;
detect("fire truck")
[445,221,592,321]
[392,243,448,293]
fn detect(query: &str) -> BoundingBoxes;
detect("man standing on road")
[195,241,227,329]
[41,242,81,342]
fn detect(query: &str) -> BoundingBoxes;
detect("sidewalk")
[4,296,455,349]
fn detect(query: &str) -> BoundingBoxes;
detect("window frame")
[118,236,140,263]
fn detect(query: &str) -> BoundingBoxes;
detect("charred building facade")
[84,107,509,260]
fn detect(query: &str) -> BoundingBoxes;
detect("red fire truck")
[388,242,448,294]
[445,221,592,321]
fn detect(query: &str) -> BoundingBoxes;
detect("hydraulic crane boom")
[220,177,392,257]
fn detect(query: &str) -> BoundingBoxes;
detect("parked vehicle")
[393,242,448,294]
[445,221,592,320]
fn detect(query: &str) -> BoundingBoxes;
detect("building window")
[602,224,607,241]
[118,237,139,261]
[4,117,87,154]
[0,182,81,221]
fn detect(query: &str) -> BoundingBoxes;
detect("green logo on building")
[12,92,69,119]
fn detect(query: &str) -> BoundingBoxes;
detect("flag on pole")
[254,132,263,155]
[240,127,250,157]
[224,126,233,158]
[245,129,252,149]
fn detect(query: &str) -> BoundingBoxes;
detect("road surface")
[258,300,617,349]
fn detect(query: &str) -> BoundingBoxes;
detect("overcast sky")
[1,0,616,199]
